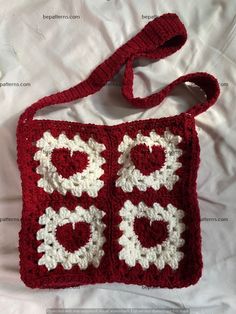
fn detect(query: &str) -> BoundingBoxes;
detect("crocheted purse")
[17,13,220,289]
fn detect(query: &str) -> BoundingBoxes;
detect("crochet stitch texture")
[16,13,220,289]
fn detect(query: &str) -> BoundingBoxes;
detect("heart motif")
[56,221,91,253]
[130,144,166,176]
[133,217,168,248]
[51,148,88,178]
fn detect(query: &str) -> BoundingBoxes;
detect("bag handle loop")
[18,13,220,126]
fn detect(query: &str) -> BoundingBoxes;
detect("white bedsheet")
[0,0,236,313]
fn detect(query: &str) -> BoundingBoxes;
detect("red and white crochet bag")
[16,13,220,289]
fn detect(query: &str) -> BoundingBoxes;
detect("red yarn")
[130,144,166,175]
[16,13,220,289]
[56,222,91,253]
[51,148,88,178]
[133,218,168,248]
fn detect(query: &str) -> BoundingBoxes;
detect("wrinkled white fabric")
[0,0,235,313]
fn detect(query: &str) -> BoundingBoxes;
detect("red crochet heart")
[51,148,88,178]
[56,221,91,253]
[134,217,168,248]
[130,144,166,175]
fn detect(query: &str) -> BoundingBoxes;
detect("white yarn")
[116,128,183,192]
[34,131,106,197]
[37,205,106,271]
[118,200,185,270]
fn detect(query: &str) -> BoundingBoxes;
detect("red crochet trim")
[16,13,220,289]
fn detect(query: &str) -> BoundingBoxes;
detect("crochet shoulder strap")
[19,13,220,125]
